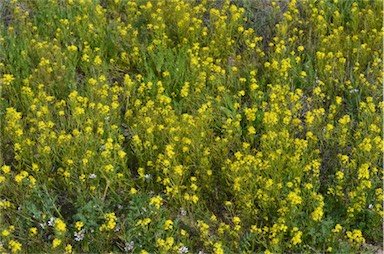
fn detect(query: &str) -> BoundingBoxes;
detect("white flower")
[124,241,134,251]
[349,89,359,93]
[74,229,85,241]
[48,217,56,226]
[89,173,97,179]
[178,246,189,253]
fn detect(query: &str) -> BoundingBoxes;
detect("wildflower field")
[0,0,383,253]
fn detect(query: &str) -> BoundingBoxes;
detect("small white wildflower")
[349,89,359,93]
[145,174,151,179]
[124,241,134,251]
[114,226,120,232]
[180,208,187,216]
[89,173,97,179]
[74,229,85,241]
[48,217,56,226]
[368,204,373,209]
[178,246,189,253]
[39,222,46,229]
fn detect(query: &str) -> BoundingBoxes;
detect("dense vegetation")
[0,0,382,253]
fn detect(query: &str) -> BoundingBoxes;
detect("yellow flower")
[335,96,342,105]
[100,212,117,231]
[67,45,78,51]
[291,231,303,245]
[287,191,302,205]
[332,224,343,233]
[1,74,15,85]
[248,126,256,135]
[244,107,257,121]
[118,150,126,158]
[9,240,22,253]
[94,55,102,65]
[75,221,84,231]
[142,218,151,226]
[107,219,117,230]
[213,242,224,254]
[164,220,173,230]
[2,229,10,236]
[65,244,73,253]
[174,165,183,176]
[311,207,324,221]
[191,194,199,204]
[165,237,174,248]
[29,227,38,236]
[130,187,137,194]
[149,195,163,209]
[15,171,29,184]
[104,164,114,172]
[2,165,11,174]
[346,229,365,244]
[82,54,89,62]
[232,216,241,224]
[338,115,350,125]
[357,163,370,181]
[54,218,67,233]
[263,111,278,125]
[52,238,62,248]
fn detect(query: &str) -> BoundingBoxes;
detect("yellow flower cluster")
[99,213,117,231]
[54,218,67,234]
